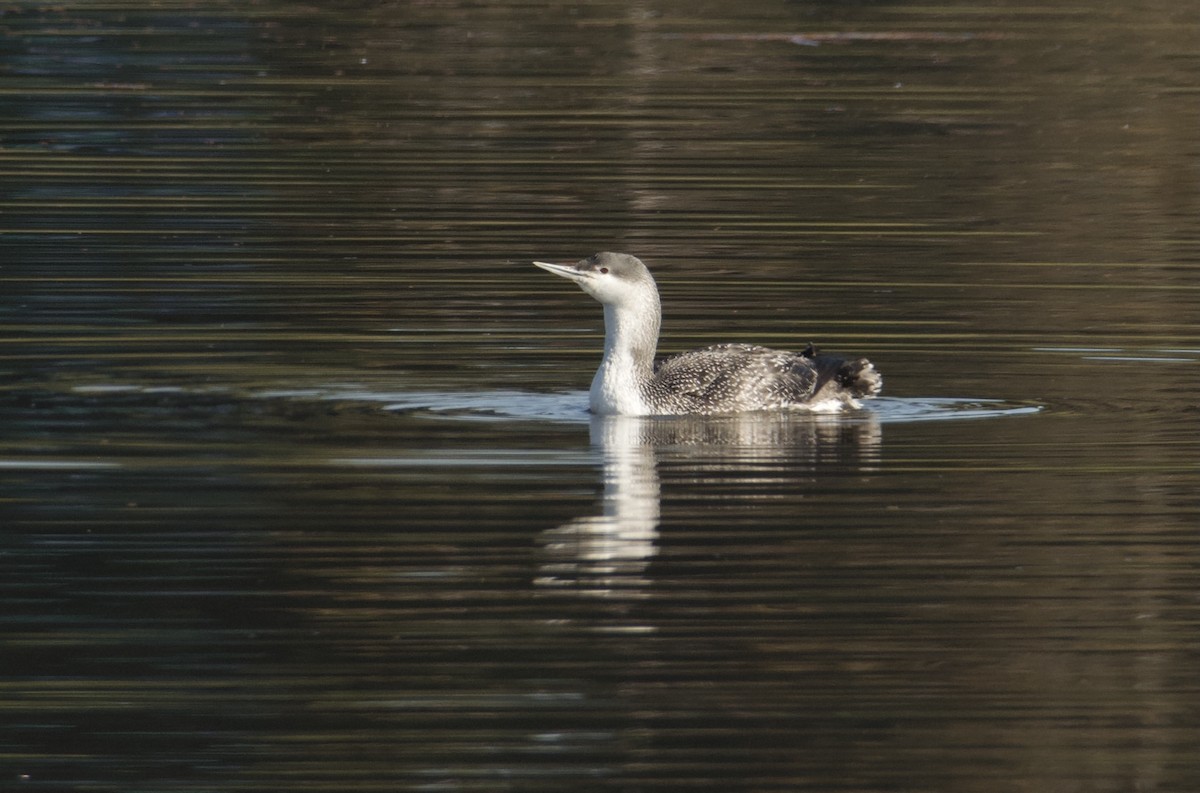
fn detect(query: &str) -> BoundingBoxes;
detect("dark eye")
[600,267,609,274]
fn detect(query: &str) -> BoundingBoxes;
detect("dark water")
[3,1,1200,791]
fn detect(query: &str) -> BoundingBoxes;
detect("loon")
[533,252,881,416]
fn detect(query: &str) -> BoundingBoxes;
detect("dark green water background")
[3,2,1199,791]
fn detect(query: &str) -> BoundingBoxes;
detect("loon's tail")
[803,344,882,400]
[837,357,882,398]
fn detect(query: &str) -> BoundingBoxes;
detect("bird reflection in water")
[535,412,881,598]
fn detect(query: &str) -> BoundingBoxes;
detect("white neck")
[589,292,661,415]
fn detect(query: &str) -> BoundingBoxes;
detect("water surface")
[3,1,1200,791]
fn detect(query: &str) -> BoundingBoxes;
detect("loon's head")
[533,252,657,307]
